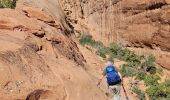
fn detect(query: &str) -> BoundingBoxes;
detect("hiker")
[99,59,122,100]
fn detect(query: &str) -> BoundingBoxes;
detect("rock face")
[60,0,170,69]
[0,0,108,99]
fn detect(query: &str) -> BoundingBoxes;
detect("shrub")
[79,34,108,58]
[108,43,123,59]
[161,80,170,96]
[146,85,164,100]
[120,64,137,77]
[96,47,109,58]
[146,80,170,100]
[93,41,104,49]
[79,34,104,48]
[145,55,157,74]
[144,74,160,86]
[0,0,16,8]
[123,50,141,64]
[109,43,141,66]
[79,34,93,46]
[157,66,163,75]
[132,87,146,100]
[136,71,146,80]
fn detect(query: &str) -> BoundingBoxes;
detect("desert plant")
[144,74,160,86]
[79,34,109,58]
[146,81,170,100]
[146,85,163,100]
[136,71,146,80]
[96,47,109,58]
[132,87,146,100]
[109,43,141,66]
[108,43,123,59]
[145,55,157,74]
[156,66,163,75]
[79,34,105,48]
[0,0,16,8]
[79,34,93,46]
[120,64,137,77]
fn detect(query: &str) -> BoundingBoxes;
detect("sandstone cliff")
[0,0,108,99]
[60,0,170,69]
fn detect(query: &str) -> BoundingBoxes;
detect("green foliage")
[96,47,109,58]
[146,80,170,100]
[120,64,137,77]
[146,85,163,100]
[0,0,16,8]
[132,87,146,100]
[79,34,94,46]
[136,71,146,80]
[79,34,108,58]
[123,49,141,64]
[79,35,169,100]
[109,43,141,67]
[145,55,157,74]
[144,74,160,86]
[157,66,163,75]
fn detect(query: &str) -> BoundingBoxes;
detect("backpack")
[106,66,121,85]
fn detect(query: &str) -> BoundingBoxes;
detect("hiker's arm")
[97,69,106,86]
[99,69,106,80]
[102,69,106,76]
[118,72,122,80]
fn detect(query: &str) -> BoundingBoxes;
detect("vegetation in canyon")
[79,33,170,100]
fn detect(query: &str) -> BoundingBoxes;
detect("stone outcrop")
[0,0,108,99]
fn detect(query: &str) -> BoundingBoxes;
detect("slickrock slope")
[60,0,170,69]
[0,0,107,99]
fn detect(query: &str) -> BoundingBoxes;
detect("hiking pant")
[109,84,121,100]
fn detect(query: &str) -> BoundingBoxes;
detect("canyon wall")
[0,0,108,99]
[60,0,170,69]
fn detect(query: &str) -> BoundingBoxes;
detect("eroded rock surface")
[60,0,170,69]
[0,1,107,99]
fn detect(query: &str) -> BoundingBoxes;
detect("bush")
[120,64,137,77]
[146,85,163,100]
[79,34,104,48]
[144,74,160,86]
[145,55,157,74]
[136,71,146,80]
[79,34,108,58]
[132,87,146,100]
[157,66,163,75]
[0,0,16,8]
[109,43,141,67]
[96,47,109,58]
[79,34,94,46]
[146,80,170,100]
[93,41,104,49]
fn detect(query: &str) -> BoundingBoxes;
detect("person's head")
[106,55,114,63]
[106,56,114,66]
